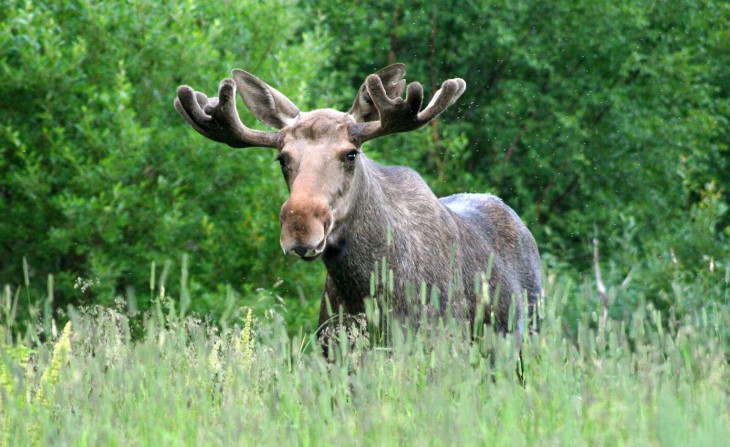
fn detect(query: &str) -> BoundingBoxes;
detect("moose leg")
[317,276,342,331]
[316,276,369,358]
[316,276,344,357]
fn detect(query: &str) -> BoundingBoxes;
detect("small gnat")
[74,277,100,293]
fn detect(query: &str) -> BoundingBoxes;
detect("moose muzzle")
[279,195,333,260]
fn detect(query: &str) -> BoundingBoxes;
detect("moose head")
[174,64,465,260]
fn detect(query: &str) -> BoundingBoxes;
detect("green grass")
[0,272,728,446]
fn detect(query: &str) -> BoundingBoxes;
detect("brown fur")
[174,65,542,343]
[316,156,541,339]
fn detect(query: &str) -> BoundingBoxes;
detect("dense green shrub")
[311,0,729,254]
[1,0,727,332]
[0,0,332,325]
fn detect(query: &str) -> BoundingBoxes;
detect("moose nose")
[292,246,309,257]
[279,193,333,260]
[286,244,322,259]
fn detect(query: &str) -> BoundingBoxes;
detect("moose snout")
[279,197,333,260]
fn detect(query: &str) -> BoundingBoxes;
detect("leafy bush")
[1,0,727,332]
[0,0,330,324]
[311,0,729,270]
[308,0,729,328]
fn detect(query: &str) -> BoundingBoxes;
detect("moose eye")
[345,150,358,162]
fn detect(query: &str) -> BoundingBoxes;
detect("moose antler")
[174,78,279,148]
[349,63,408,123]
[349,72,466,143]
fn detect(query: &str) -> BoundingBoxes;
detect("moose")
[174,63,541,342]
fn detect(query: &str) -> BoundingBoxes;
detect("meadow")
[1,267,728,446]
[1,1,728,445]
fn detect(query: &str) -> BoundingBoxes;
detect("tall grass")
[0,269,728,446]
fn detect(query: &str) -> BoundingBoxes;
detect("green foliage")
[0,0,329,324]
[309,0,729,322]
[312,0,729,258]
[1,2,727,441]
[604,182,730,319]
[0,0,728,332]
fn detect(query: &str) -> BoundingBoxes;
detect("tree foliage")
[0,0,727,331]
[310,0,729,317]
[0,0,330,324]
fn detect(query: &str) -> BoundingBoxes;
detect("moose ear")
[349,63,407,123]
[231,69,300,129]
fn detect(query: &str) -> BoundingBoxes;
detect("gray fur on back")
[441,193,542,335]
[320,155,541,338]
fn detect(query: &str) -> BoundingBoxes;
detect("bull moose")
[174,64,541,342]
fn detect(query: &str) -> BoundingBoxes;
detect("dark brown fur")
[319,154,541,339]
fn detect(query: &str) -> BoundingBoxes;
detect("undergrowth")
[0,268,728,446]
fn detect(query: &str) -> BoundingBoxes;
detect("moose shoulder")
[174,63,541,340]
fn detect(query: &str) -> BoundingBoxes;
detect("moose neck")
[322,154,460,313]
[322,156,391,268]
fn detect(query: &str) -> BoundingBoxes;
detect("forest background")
[1,0,728,335]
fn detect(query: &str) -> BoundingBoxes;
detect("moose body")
[175,64,541,340]
[319,156,541,337]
